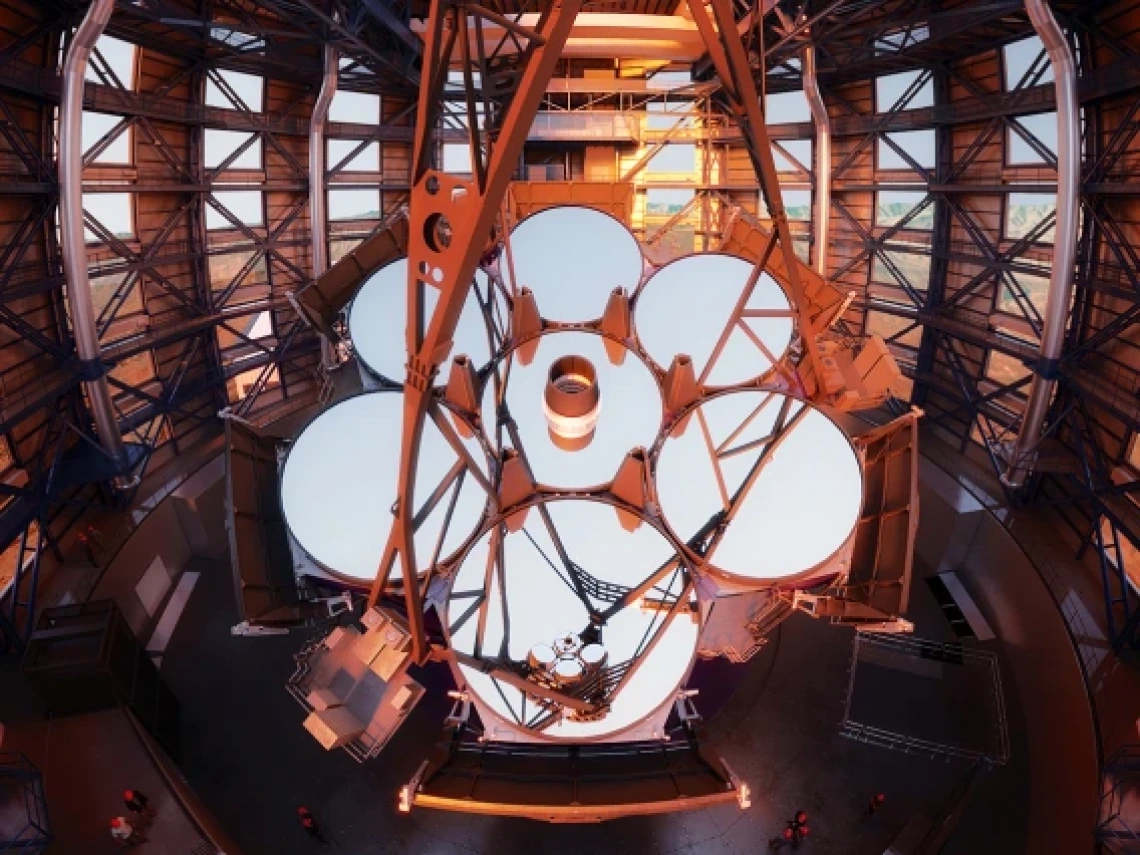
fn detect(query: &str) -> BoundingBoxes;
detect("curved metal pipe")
[802,43,830,277]
[310,43,337,369]
[309,44,337,281]
[1002,0,1080,488]
[60,0,128,475]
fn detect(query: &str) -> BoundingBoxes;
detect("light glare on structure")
[542,355,601,451]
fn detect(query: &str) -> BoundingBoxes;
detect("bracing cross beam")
[371,0,816,662]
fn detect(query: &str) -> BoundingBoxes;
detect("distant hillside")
[877,201,934,230]
[1006,202,1056,241]
[328,209,382,222]
[209,248,268,286]
[646,202,687,216]
[874,248,930,290]
[90,272,140,320]
[646,201,813,221]
[875,199,1055,240]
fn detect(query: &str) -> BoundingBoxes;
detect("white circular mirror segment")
[281,392,488,583]
[656,390,863,583]
[635,253,793,386]
[482,332,661,489]
[504,206,645,323]
[349,258,495,382]
[448,500,698,740]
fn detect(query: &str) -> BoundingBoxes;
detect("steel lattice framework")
[0,0,1138,659]
[762,0,1140,652]
[357,0,844,663]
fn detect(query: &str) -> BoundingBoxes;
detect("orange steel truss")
[363,0,884,663]
[366,0,583,658]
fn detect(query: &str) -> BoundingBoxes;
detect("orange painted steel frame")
[684,0,825,379]
[371,0,821,663]
[367,0,582,661]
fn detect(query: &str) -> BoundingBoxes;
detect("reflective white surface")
[503,206,645,323]
[348,258,497,381]
[580,644,607,666]
[634,253,794,385]
[448,501,698,739]
[656,391,863,581]
[481,332,662,488]
[280,392,489,582]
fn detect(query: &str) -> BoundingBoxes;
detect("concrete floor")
[0,666,210,855]
[155,545,1026,855]
[2,391,1060,854]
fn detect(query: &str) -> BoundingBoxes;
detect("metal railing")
[528,111,639,141]
[841,632,1011,765]
[0,751,51,852]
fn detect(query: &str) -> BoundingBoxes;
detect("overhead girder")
[418,12,709,63]
[103,0,421,95]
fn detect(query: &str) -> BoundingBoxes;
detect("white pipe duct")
[1002,0,1080,488]
[59,0,130,478]
[309,43,338,369]
[802,43,830,277]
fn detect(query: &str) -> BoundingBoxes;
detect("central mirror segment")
[543,355,601,451]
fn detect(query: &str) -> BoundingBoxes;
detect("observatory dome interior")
[1,1,1139,853]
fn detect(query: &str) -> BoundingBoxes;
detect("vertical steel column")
[1002,0,1080,487]
[59,0,128,474]
[913,65,952,410]
[309,42,337,369]
[803,43,830,278]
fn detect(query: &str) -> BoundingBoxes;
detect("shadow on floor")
[156,549,1024,855]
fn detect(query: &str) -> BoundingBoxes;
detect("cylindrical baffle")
[542,356,601,452]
